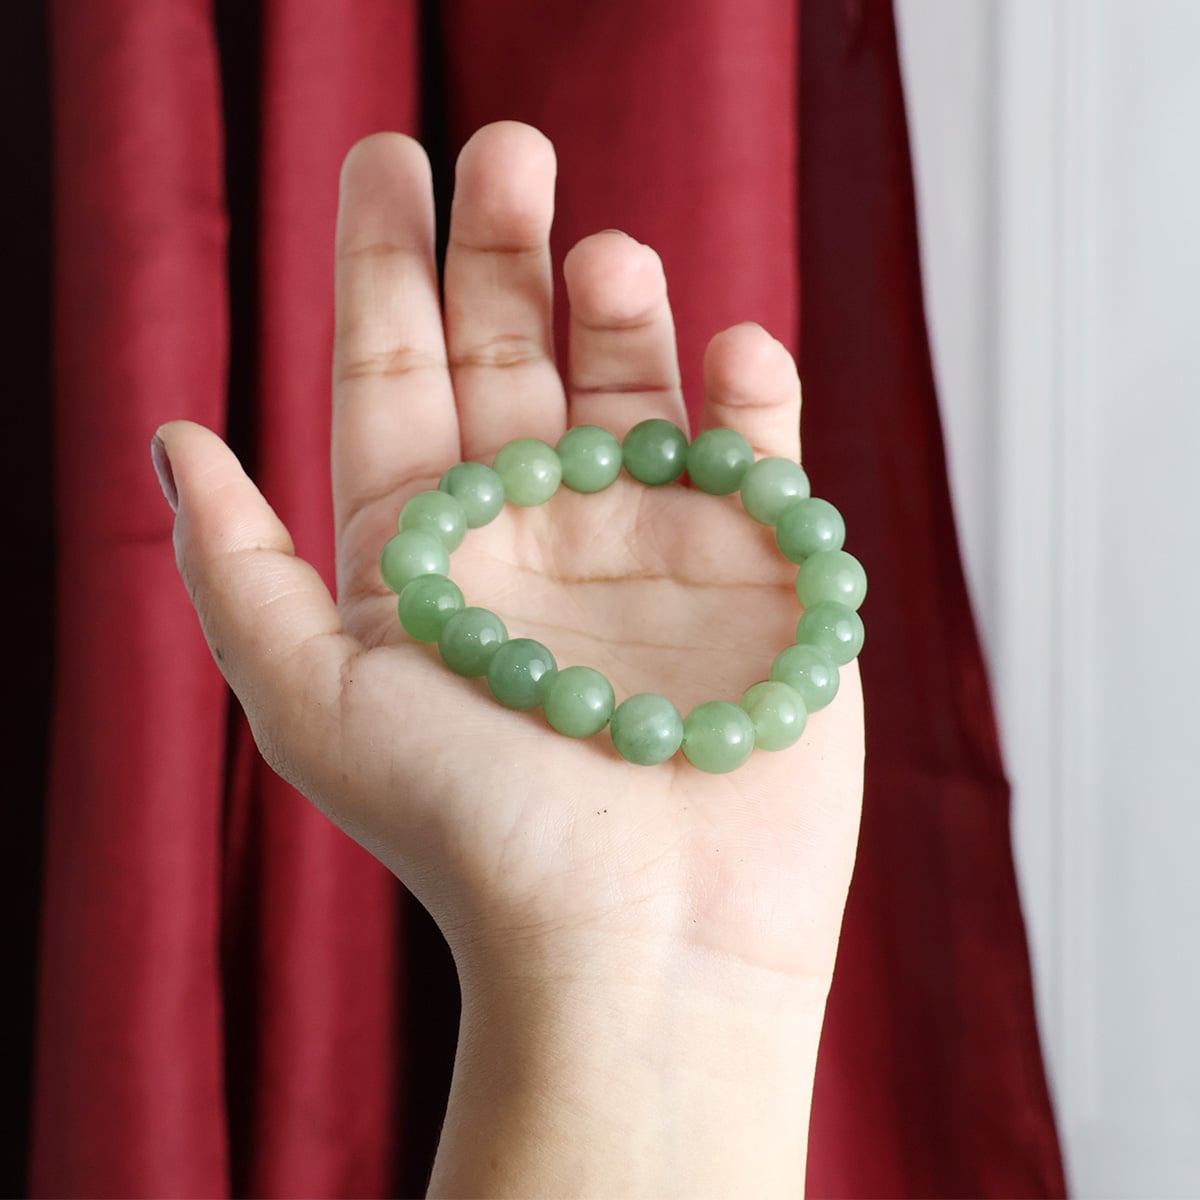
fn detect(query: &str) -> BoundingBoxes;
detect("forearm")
[428,938,828,1199]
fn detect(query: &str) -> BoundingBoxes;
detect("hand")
[157,122,865,1194]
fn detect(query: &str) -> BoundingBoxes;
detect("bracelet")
[379,420,866,774]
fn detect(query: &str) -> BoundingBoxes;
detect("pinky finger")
[696,323,802,462]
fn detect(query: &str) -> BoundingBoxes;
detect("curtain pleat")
[33,1,1066,1196]
[35,2,231,1195]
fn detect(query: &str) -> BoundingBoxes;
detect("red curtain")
[31,1,1066,1196]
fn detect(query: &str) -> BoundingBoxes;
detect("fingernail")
[151,434,178,513]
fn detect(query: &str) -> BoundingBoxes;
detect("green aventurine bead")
[379,530,450,593]
[740,457,811,524]
[795,549,867,610]
[610,693,684,765]
[544,666,615,737]
[492,438,562,507]
[775,497,846,563]
[622,419,688,485]
[397,574,464,642]
[557,426,622,493]
[486,638,557,710]
[682,701,756,773]
[438,607,508,676]
[438,462,505,527]
[769,643,840,712]
[686,428,754,495]
[740,681,807,751]
[795,602,865,666]
[399,490,467,551]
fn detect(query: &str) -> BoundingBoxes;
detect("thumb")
[152,420,358,794]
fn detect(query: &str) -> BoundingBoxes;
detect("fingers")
[333,133,460,541]
[563,231,688,437]
[444,122,565,458]
[698,324,802,461]
[158,420,357,796]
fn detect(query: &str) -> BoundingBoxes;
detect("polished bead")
[438,462,505,527]
[740,681,807,751]
[795,602,865,665]
[622,419,688,485]
[775,497,846,563]
[399,490,467,551]
[610,692,684,765]
[686,428,754,495]
[740,457,811,524]
[438,607,508,677]
[543,666,615,737]
[769,643,840,712]
[557,425,622,493]
[795,549,867,611]
[486,637,557,710]
[379,530,449,594]
[682,701,755,773]
[397,574,464,642]
[492,438,562,507]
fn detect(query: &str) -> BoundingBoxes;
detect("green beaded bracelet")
[379,418,867,773]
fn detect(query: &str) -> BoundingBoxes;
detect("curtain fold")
[33,1,1066,1195]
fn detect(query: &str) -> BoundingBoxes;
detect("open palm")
[162,123,863,992]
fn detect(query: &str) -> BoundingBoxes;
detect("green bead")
[486,638,557,710]
[795,602,865,666]
[682,701,756,773]
[399,490,467,551]
[775,497,846,563]
[438,607,508,677]
[610,693,684,765]
[740,681,807,751]
[543,666,615,737]
[492,438,561,507]
[769,643,840,712]
[379,530,450,594]
[795,550,867,611]
[686,428,754,495]
[557,425,622,493]
[622,419,688,485]
[740,457,811,524]
[397,574,464,642]
[438,462,505,527]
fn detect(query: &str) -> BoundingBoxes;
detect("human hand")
[156,121,863,993]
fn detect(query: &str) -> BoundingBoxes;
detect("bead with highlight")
[686,428,754,495]
[775,497,846,562]
[486,638,557,710]
[493,438,562,507]
[622,419,688,485]
[379,530,450,594]
[438,607,508,677]
[399,490,467,551]
[740,457,811,524]
[438,462,505,527]
[544,666,615,737]
[740,681,807,751]
[795,602,865,665]
[557,425,623,493]
[795,550,868,610]
[610,693,684,765]
[397,574,464,642]
[682,701,755,773]
[769,643,840,712]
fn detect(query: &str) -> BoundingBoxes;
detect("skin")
[156,122,864,1197]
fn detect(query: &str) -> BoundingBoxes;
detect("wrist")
[429,934,830,1198]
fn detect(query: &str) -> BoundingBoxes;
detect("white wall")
[895,2,1200,1195]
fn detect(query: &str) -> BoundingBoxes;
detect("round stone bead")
[399,489,467,551]
[686,428,754,495]
[622,419,688,485]
[379,530,449,594]
[543,666,615,737]
[795,602,866,666]
[769,643,840,712]
[775,497,846,563]
[610,692,684,766]
[396,574,464,642]
[795,549,867,611]
[681,701,755,774]
[438,462,505,528]
[740,681,807,751]
[557,425,622,493]
[492,438,562,507]
[437,607,508,677]
[486,638,557,711]
[740,457,811,525]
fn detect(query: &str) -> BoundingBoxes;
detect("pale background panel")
[895,1,1200,1195]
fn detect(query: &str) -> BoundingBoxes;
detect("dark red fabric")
[32,1,1065,1196]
